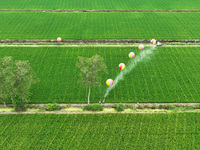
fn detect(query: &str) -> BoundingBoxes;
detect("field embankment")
[0,39,199,44]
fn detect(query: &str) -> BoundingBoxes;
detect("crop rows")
[1,46,200,103]
[0,0,200,10]
[0,12,199,39]
[0,113,200,149]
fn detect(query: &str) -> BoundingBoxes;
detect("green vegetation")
[0,0,200,9]
[0,56,38,110]
[152,105,158,109]
[0,113,200,149]
[1,46,200,103]
[76,55,108,104]
[116,103,125,111]
[82,104,103,111]
[0,12,199,39]
[44,103,61,111]
[158,105,165,109]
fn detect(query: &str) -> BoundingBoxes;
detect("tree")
[0,56,38,109]
[76,54,108,104]
[0,56,13,107]
[13,60,38,110]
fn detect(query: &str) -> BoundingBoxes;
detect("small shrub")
[132,105,136,110]
[112,103,118,109]
[152,105,158,109]
[82,104,103,111]
[91,104,104,111]
[39,106,45,111]
[29,104,38,109]
[13,100,27,111]
[137,104,144,109]
[45,103,61,111]
[166,104,175,110]
[82,105,90,111]
[186,106,196,110]
[158,105,164,109]
[116,103,124,111]
[53,103,61,110]
[124,104,133,109]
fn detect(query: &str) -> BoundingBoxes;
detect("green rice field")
[0,0,199,10]
[1,46,200,103]
[0,12,199,39]
[0,113,200,149]
[1,0,200,149]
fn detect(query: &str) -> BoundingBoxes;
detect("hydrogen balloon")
[57,37,62,42]
[139,44,144,50]
[106,79,113,86]
[119,63,125,70]
[129,52,135,58]
[151,39,156,45]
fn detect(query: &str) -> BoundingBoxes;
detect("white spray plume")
[103,45,156,103]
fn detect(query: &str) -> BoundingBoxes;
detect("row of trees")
[0,56,38,110]
[1,54,107,108]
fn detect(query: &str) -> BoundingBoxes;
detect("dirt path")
[1,103,199,114]
[0,44,200,47]
[0,9,200,12]
[1,102,199,107]
[1,39,199,43]
[1,110,200,114]
[0,111,166,114]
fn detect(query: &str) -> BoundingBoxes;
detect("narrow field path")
[0,110,200,114]
[1,39,199,43]
[1,102,199,107]
[0,9,200,12]
[1,104,199,114]
[0,44,199,47]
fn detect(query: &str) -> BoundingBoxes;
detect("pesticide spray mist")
[103,45,157,103]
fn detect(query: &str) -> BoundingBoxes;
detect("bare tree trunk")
[3,100,7,107]
[1,80,6,107]
[20,83,24,102]
[88,84,90,104]
[11,96,14,104]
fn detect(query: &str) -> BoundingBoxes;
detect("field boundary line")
[0,110,200,114]
[0,44,200,47]
[0,9,200,12]
[1,39,199,43]
[1,103,199,107]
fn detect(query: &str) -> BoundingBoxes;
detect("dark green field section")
[0,0,200,10]
[0,12,199,39]
[0,113,200,149]
[1,46,200,103]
